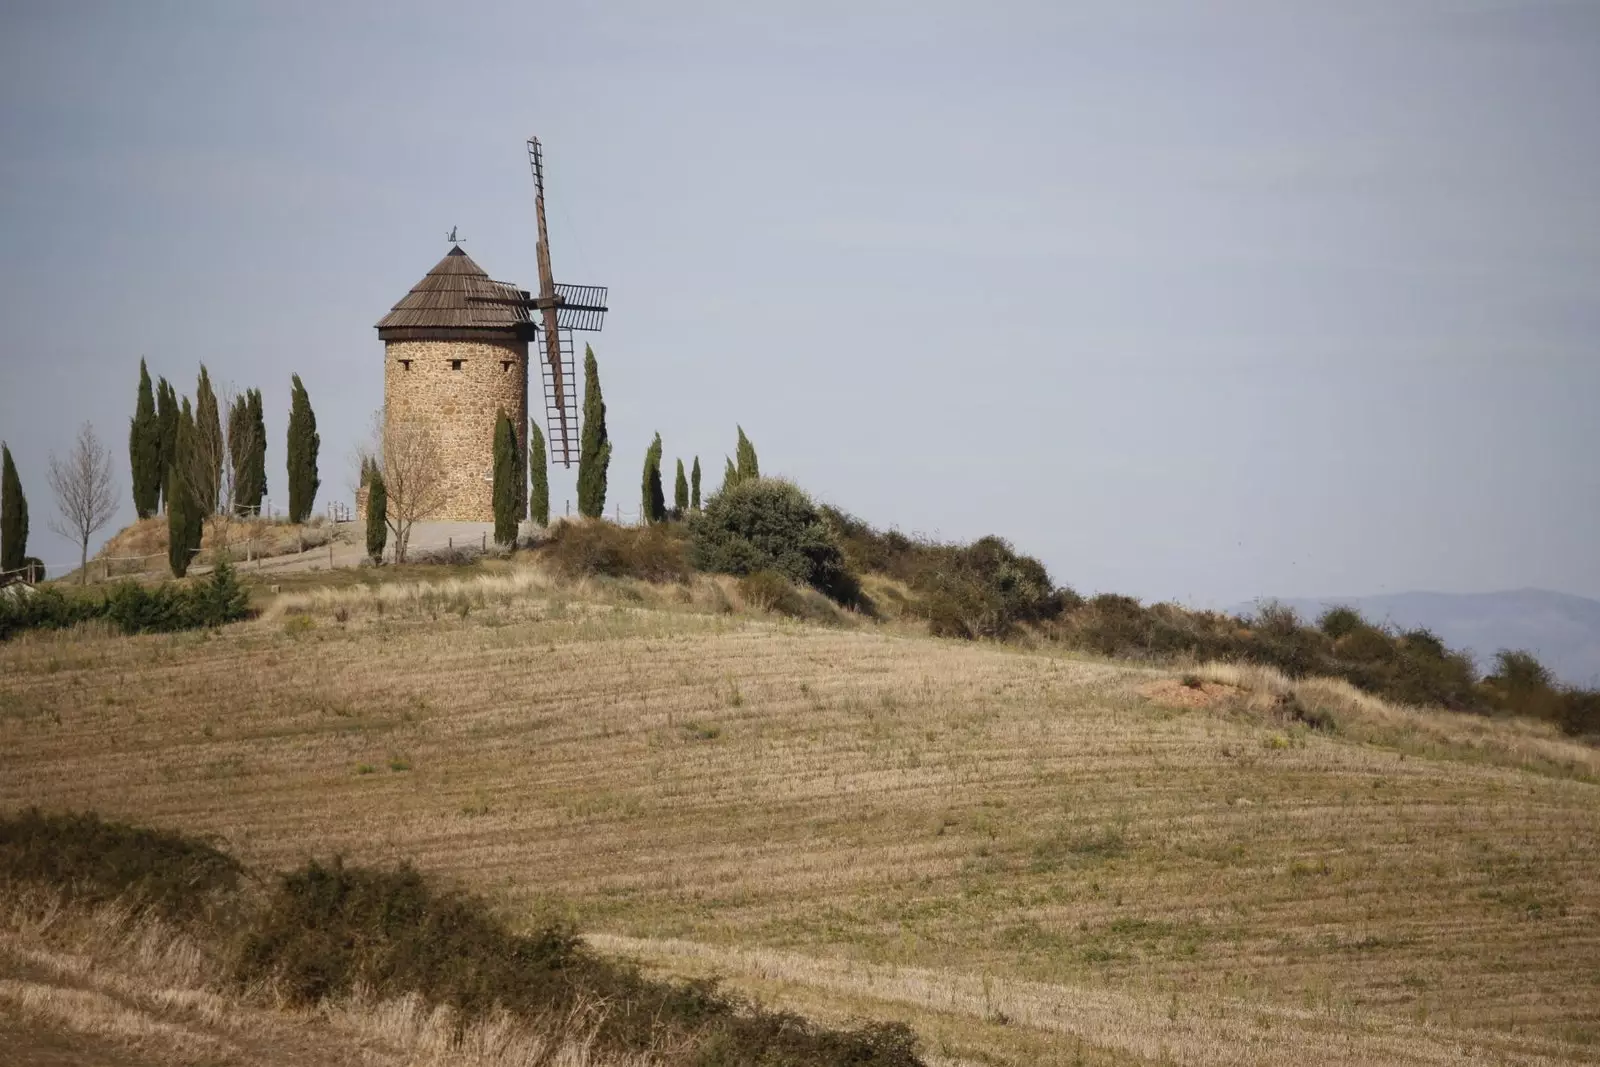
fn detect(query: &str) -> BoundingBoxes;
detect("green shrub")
[541,520,690,583]
[691,479,860,606]
[1316,605,1365,639]
[0,808,241,922]
[0,563,251,642]
[820,508,1065,638]
[1558,689,1600,737]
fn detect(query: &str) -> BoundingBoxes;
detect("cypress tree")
[528,419,549,527]
[155,377,178,512]
[167,400,203,577]
[227,393,250,514]
[247,387,267,512]
[736,425,760,483]
[492,411,518,546]
[194,365,223,513]
[129,359,160,518]
[691,457,702,511]
[286,373,320,523]
[674,458,689,517]
[1,443,28,577]
[723,456,737,492]
[366,470,388,562]
[575,345,610,518]
[641,433,665,524]
[166,462,189,577]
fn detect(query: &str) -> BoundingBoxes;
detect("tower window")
[501,360,513,373]
[450,359,464,371]
[399,359,412,371]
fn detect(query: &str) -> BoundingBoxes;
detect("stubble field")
[2,577,1598,1065]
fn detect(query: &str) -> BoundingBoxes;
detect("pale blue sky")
[1,1,1596,605]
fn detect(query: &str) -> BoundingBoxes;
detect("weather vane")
[446,226,461,244]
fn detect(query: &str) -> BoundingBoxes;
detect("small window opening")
[501,360,513,373]
[399,358,412,371]
[450,359,464,371]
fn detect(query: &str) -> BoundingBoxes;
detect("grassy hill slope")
[2,577,1598,1065]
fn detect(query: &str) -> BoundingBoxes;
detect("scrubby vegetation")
[824,508,1068,639]
[0,809,923,1067]
[0,808,242,921]
[691,480,860,607]
[539,518,693,583]
[0,558,251,641]
[241,857,921,1066]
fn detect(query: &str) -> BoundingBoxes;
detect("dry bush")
[538,521,691,584]
[735,571,848,626]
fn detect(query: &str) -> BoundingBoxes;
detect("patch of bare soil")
[1140,678,1241,709]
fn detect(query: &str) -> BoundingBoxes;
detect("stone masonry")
[383,338,528,523]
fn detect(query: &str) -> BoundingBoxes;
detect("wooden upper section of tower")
[375,246,534,342]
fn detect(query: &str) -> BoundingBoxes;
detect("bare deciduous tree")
[48,422,118,584]
[381,416,447,564]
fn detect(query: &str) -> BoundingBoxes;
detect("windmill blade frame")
[526,137,608,470]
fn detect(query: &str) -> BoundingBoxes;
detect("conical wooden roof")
[375,246,531,334]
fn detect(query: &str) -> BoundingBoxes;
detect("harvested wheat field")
[2,577,1599,1065]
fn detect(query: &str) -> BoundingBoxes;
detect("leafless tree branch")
[47,422,118,584]
[380,416,447,564]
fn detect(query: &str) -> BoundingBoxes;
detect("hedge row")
[0,560,250,641]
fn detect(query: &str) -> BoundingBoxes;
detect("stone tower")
[375,245,531,523]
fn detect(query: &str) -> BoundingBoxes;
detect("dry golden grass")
[61,515,342,583]
[2,572,1599,1065]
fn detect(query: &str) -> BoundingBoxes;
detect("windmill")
[525,136,608,468]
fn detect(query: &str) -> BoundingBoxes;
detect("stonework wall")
[383,338,528,523]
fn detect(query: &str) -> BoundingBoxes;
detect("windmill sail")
[527,138,608,470]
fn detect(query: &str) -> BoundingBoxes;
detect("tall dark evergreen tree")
[691,457,702,511]
[641,433,665,524]
[286,373,320,523]
[167,400,203,577]
[194,365,223,513]
[227,393,250,514]
[736,425,760,483]
[154,377,178,513]
[492,411,519,546]
[528,419,549,527]
[129,359,161,518]
[1,443,28,578]
[366,470,388,562]
[723,456,737,493]
[674,458,689,517]
[575,345,610,518]
[245,387,267,512]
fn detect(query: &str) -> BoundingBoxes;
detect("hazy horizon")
[2,1,1596,607]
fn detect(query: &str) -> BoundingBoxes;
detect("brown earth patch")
[1140,677,1241,708]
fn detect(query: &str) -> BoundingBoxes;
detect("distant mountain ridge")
[1230,588,1600,688]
